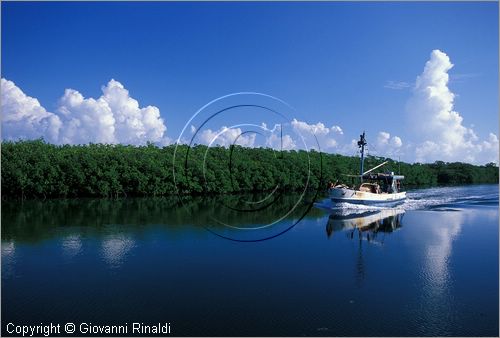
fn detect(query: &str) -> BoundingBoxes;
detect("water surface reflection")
[326,208,405,241]
[2,194,322,243]
[1,186,498,336]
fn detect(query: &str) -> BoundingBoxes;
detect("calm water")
[2,185,499,336]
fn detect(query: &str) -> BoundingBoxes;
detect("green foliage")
[1,140,498,198]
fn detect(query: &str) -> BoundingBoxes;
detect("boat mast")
[357,131,367,182]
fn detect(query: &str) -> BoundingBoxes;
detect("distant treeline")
[1,140,498,198]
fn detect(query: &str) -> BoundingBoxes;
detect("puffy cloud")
[57,88,117,144]
[101,80,165,144]
[291,119,331,136]
[194,120,341,151]
[336,131,403,158]
[407,50,498,164]
[265,129,296,150]
[290,118,343,150]
[331,125,343,135]
[483,133,499,152]
[338,138,360,156]
[193,123,295,150]
[392,136,403,148]
[1,78,167,145]
[375,131,403,156]
[198,126,256,147]
[377,131,390,145]
[1,78,62,143]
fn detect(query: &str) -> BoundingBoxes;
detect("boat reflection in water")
[326,208,405,243]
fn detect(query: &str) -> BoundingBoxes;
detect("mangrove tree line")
[1,140,498,198]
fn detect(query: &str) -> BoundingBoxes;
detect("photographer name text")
[6,322,171,336]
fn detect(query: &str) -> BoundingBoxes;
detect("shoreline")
[2,140,498,199]
[1,183,498,202]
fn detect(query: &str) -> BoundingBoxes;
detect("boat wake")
[403,185,499,211]
[316,185,498,214]
[314,199,394,217]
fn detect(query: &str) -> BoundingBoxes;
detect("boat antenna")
[357,131,367,182]
[398,156,401,175]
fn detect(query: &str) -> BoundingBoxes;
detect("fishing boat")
[329,131,406,205]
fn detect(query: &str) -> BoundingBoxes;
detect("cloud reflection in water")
[101,234,136,269]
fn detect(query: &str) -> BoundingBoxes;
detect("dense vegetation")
[1,140,498,199]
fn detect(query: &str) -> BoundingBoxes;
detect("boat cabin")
[359,183,381,194]
[360,172,404,194]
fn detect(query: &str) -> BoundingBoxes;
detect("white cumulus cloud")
[101,80,165,144]
[264,124,296,150]
[198,126,256,147]
[57,88,117,144]
[374,131,403,156]
[1,78,167,145]
[290,118,343,150]
[1,78,62,143]
[407,50,498,164]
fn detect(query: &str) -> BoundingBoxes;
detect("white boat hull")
[329,187,406,205]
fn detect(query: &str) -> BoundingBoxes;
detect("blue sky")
[1,2,498,163]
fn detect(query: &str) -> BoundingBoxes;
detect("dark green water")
[2,185,499,336]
